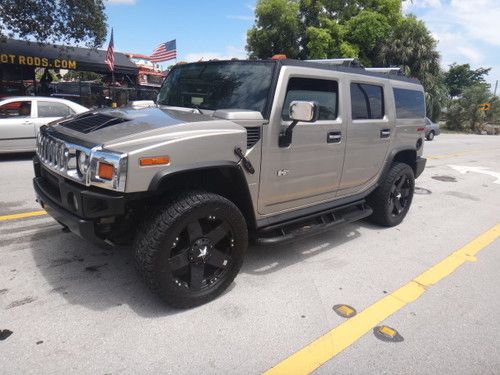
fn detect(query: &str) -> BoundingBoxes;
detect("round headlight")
[77,151,88,175]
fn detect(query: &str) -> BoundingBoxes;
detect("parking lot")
[1,134,499,374]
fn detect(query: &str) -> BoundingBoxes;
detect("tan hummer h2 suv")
[33,58,426,307]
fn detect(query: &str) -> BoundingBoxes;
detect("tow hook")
[234,147,255,174]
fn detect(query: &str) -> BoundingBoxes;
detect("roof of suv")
[279,59,421,85]
[173,58,422,86]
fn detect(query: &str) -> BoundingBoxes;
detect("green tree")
[247,0,402,61]
[246,0,301,59]
[443,63,491,98]
[0,0,107,47]
[64,70,102,81]
[446,84,492,132]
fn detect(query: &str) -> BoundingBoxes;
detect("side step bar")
[254,200,373,246]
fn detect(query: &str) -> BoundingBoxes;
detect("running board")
[254,201,372,245]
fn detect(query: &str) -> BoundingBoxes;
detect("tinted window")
[393,88,425,119]
[38,101,72,118]
[0,101,31,118]
[282,78,338,121]
[350,83,384,120]
[157,61,275,115]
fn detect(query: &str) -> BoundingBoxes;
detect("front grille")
[246,127,261,149]
[59,113,128,134]
[37,129,91,185]
[38,132,67,170]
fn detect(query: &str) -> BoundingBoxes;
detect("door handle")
[327,131,342,143]
[380,129,391,138]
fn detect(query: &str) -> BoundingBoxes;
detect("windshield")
[157,61,275,115]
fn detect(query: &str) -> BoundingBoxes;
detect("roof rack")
[365,67,404,76]
[305,58,362,68]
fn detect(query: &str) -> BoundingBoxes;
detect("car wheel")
[367,163,415,227]
[426,131,435,141]
[134,191,248,308]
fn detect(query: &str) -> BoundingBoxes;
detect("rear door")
[0,99,36,152]
[337,80,393,196]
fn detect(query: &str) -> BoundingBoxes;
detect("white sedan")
[0,96,88,153]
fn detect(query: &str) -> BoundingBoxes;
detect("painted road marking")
[449,165,500,184]
[0,210,46,222]
[264,224,500,375]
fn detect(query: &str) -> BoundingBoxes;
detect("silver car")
[425,117,440,141]
[0,96,87,153]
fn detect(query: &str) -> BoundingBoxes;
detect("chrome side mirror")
[289,101,319,122]
[279,101,319,147]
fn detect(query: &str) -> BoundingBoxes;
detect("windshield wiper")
[192,105,205,114]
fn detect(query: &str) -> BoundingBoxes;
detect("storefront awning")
[0,39,138,75]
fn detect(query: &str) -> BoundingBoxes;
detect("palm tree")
[377,15,445,120]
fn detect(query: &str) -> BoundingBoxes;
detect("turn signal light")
[139,156,170,166]
[98,162,114,180]
[272,54,287,60]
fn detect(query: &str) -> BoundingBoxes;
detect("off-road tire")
[426,131,435,141]
[367,163,415,227]
[134,191,248,308]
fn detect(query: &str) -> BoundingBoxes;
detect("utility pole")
[494,80,498,97]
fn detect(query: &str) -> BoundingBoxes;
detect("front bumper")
[415,156,426,178]
[33,155,127,245]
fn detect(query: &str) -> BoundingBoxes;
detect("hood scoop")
[59,113,129,134]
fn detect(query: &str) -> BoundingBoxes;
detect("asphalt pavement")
[0,134,499,374]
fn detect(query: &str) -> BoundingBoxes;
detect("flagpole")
[111,69,115,107]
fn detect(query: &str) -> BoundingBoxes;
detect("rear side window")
[282,78,338,121]
[350,83,384,120]
[393,88,425,119]
[0,101,32,118]
[38,101,72,118]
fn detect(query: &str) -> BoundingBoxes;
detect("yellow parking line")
[0,210,47,222]
[264,224,500,375]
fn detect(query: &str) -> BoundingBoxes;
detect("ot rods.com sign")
[0,54,77,69]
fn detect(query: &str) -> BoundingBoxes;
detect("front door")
[258,67,346,216]
[0,100,36,152]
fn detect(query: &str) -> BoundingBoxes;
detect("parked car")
[425,117,440,141]
[33,59,426,308]
[0,96,88,153]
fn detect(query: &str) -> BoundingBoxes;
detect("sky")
[105,0,500,91]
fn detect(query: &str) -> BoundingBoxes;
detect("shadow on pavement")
[29,228,182,317]
[30,220,378,316]
[0,152,35,162]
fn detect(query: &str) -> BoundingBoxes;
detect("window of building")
[37,101,73,118]
[350,83,384,120]
[393,88,425,119]
[282,78,338,121]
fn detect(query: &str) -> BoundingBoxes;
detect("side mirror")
[289,101,319,122]
[279,101,319,147]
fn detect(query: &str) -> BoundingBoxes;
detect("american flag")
[105,29,115,72]
[150,39,177,62]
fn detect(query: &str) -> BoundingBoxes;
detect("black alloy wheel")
[367,163,415,227]
[134,191,248,308]
[388,174,412,217]
[168,215,234,291]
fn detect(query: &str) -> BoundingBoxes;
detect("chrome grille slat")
[36,129,91,186]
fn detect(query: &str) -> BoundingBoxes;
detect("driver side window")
[282,78,338,121]
[0,101,32,118]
